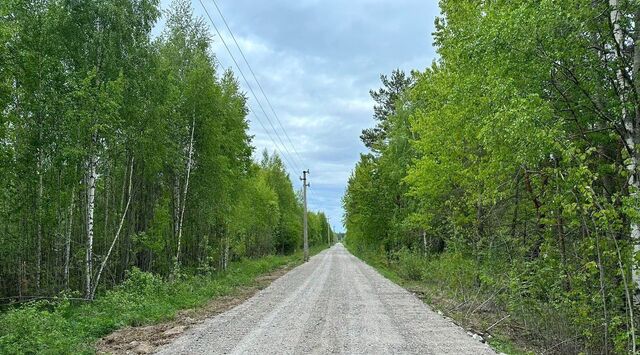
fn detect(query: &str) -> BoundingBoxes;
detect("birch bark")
[91,157,134,299]
[175,116,195,270]
[224,235,229,271]
[610,0,640,298]
[64,186,75,289]
[422,230,427,257]
[85,135,98,299]
[36,149,43,292]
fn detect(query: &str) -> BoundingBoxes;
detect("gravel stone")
[163,326,186,337]
[134,341,153,354]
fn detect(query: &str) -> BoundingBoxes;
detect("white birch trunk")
[610,3,638,351]
[104,169,110,249]
[422,230,427,257]
[91,157,134,299]
[64,186,75,289]
[173,176,181,239]
[610,0,640,298]
[85,146,97,299]
[36,150,43,291]
[224,235,229,271]
[632,9,640,306]
[175,117,196,270]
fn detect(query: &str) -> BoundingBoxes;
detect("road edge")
[342,243,518,355]
[96,246,329,354]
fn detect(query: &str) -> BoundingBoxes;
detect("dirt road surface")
[155,244,496,354]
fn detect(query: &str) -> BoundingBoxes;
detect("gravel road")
[155,244,496,354]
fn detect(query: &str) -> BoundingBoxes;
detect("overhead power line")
[212,56,297,172]
[197,0,303,174]
[210,0,305,167]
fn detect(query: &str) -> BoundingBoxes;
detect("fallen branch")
[541,334,581,355]
[0,296,92,304]
[485,314,510,332]
[468,284,508,316]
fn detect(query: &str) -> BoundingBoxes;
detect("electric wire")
[210,0,305,167]
[197,0,303,174]
[214,56,298,174]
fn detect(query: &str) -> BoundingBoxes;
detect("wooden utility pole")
[301,170,310,262]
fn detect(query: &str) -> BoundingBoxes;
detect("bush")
[421,252,478,293]
[395,248,426,281]
[118,267,164,296]
[0,301,87,354]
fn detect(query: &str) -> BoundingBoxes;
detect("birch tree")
[175,118,195,270]
[609,0,640,301]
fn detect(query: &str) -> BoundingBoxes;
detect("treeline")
[0,0,331,301]
[344,1,639,353]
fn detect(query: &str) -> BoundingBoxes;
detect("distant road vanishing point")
[156,244,496,354]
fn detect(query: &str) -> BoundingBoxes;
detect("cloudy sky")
[158,0,440,232]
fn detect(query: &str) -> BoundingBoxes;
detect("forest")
[0,0,332,303]
[344,1,640,353]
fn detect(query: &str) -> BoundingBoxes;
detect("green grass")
[0,245,327,354]
[488,335,533,355]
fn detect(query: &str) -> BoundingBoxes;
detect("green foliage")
[394,249,424,281]
[0,301,82,354]
[421,253,479,293]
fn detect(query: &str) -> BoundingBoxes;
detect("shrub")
[0,301,86,354]
[118,267,164,295]
[421,252,478,293]
[395,248,426,281]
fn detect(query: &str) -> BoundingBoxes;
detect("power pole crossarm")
[300,170,310,262]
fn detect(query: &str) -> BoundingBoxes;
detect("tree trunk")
[64,186,75,289]
[422,230,427,257]
[103,167,110,251]
[510,170,522,262]
[223,234,229,271]
[175,116,196,271]
[610,0,640,300]
[631,6,640,304]
[594,226,610,354]
[91,157,134,299]
[173,175,180,240]
[523,169,545,258]
[19,261,26,298]
[36,150,43,292]
[201,232,209,265]
[85,142,97,299]
[557,212,571,291]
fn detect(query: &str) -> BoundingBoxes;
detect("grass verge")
[0,245,327,354]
